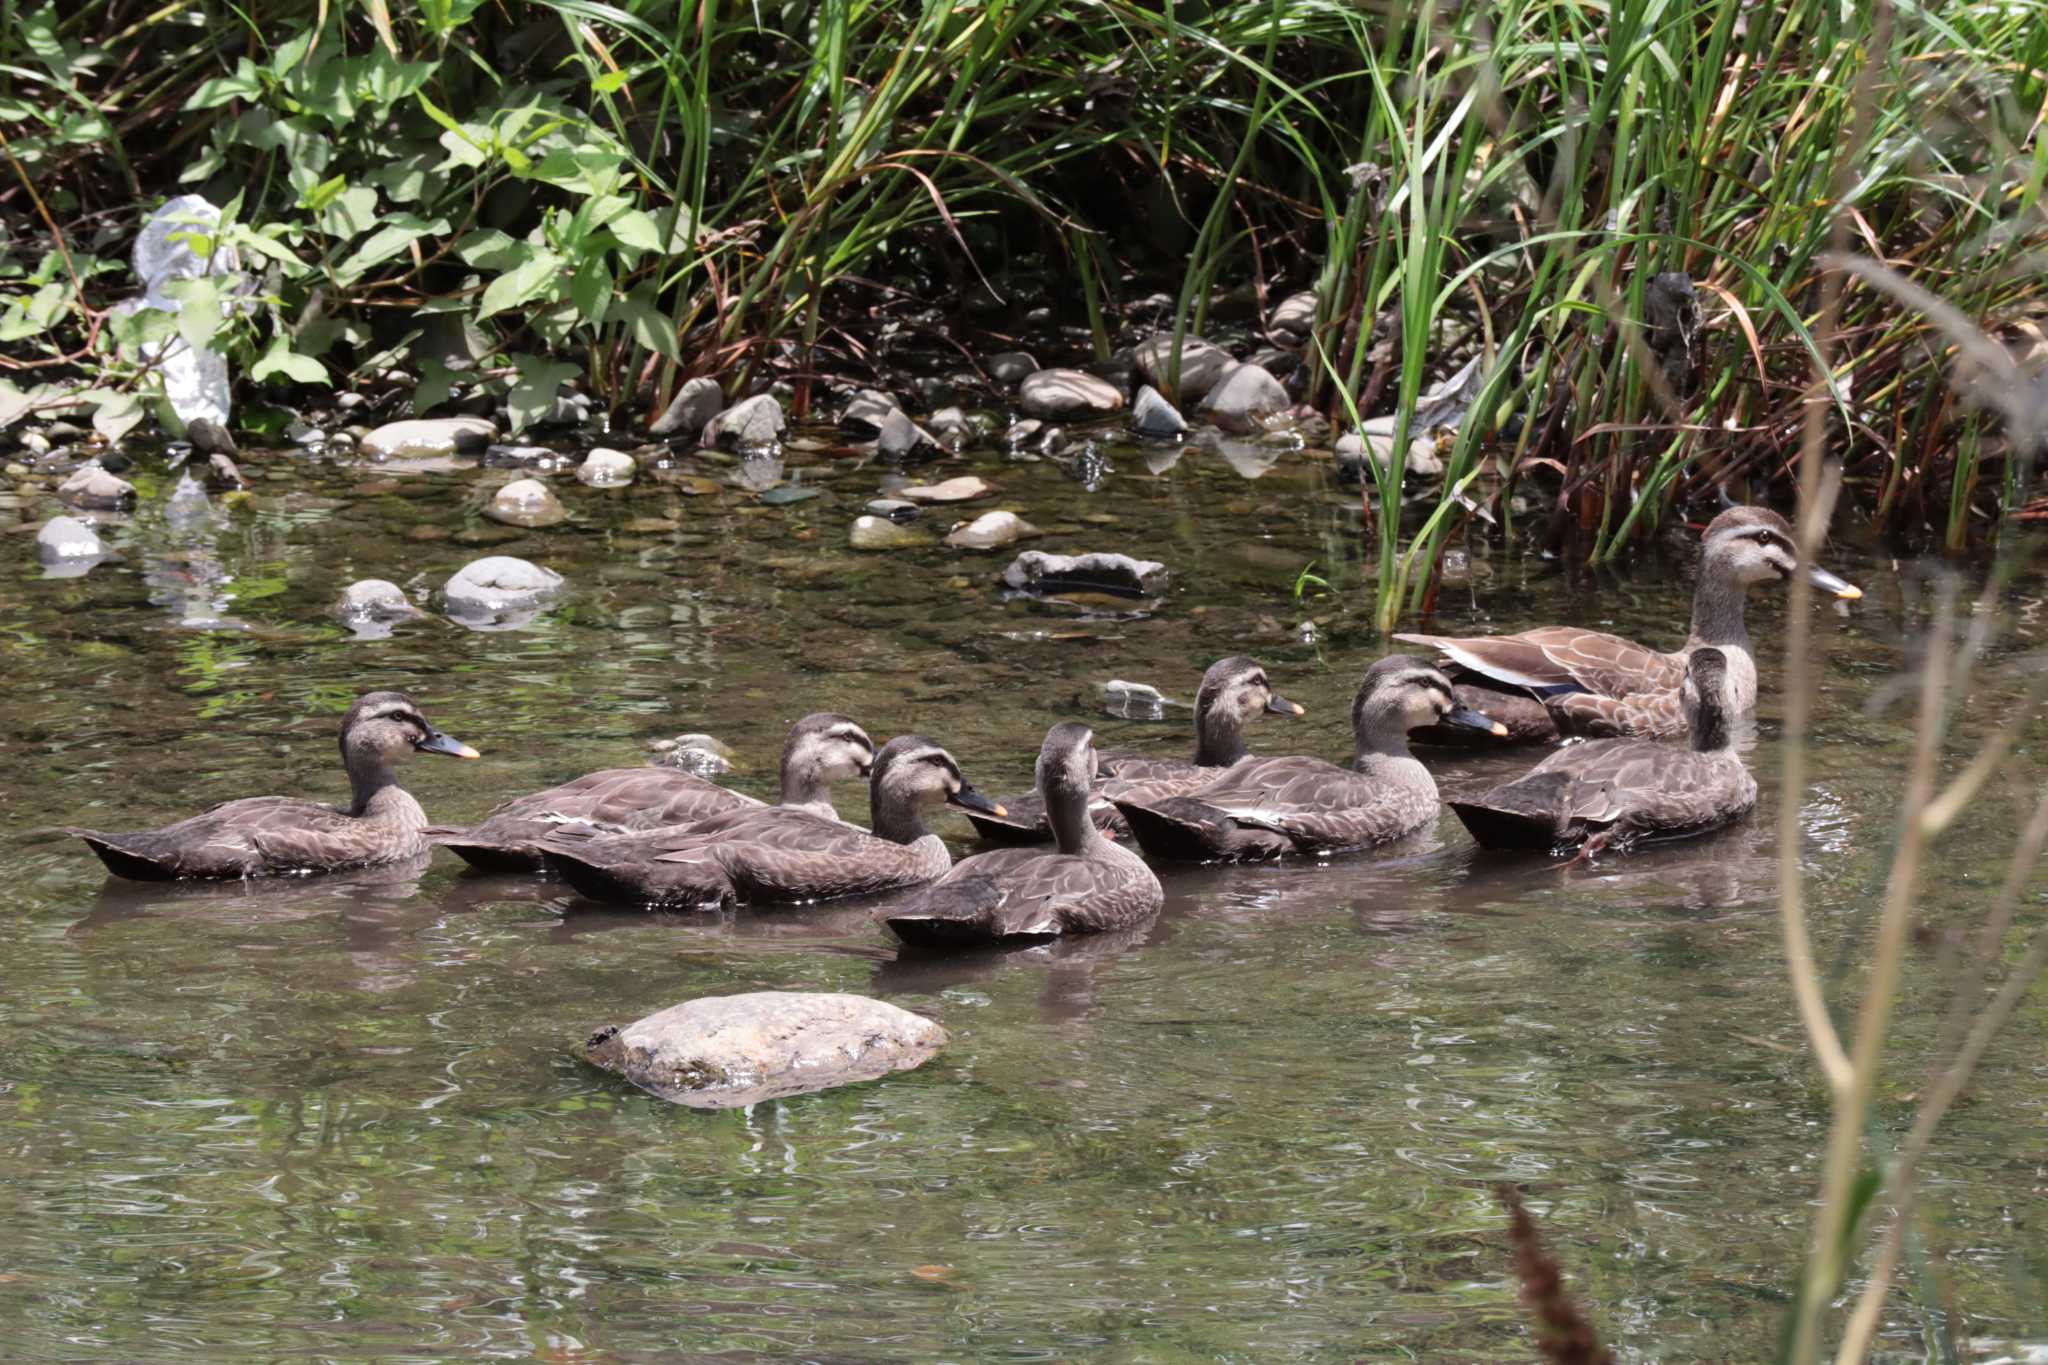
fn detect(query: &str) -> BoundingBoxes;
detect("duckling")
[541,735,1002,907]
[1111,656,1503,862]
[962,656,1304,844]
[428,713,872,872]
[70,691,479,880]
[883,722,1163,945]
[1448,647,1757,857]
[1396,505,1861,742]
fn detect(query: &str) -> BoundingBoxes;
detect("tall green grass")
[3,0,2045,616]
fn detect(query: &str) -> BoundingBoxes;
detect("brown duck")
[540,735,1001,907]
[962,656,1303,844]
[428,712,873,872]
[1449,647,1758,857]
[70,691,478,880]
[883,722,1164,945]
[1111,656,1504,862]
[1396,506,1860,742]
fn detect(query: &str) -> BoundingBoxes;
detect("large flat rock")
[583,991,946,1108]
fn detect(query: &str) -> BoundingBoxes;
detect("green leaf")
[506,353,578,434]
[185,59,263,110]
[0,282,67,341]
[161,276,226,352]
[334,214,449,284]
[251,334,328,384]
[569,254,614,326]
[478,249,563,319]
[609,285,677,362]
[608,208,663,253]
[412,357,461,415]
[86,390,146,443]
[455,230,528,272]
[109,305,178,352]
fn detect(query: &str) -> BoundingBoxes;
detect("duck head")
[870,735,1004,820]
[1702,506,1861,599]
[1353,655,1504,754]
[1193,656,1303,765]
[340,691,479,768]
[783,713,877,782]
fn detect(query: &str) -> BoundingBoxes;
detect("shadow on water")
[2,422,2043,1360]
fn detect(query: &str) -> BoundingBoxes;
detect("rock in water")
[1129,384,1187,439]
[648,733,737,775]
[944,510,1039,550]
[649,376,724,438]
[443,555,563,631]
[849,515,936,550]
[582,991,947,1108]
[1001,550,1167,597]
[1335,417,1445,480]
[839,388,902,437]
[486,477,568,527]
[335,579,423,638]
[577,448,636,487]
[1197,363,1291,434]
[875,408,935,460]
[58,465,136,510]
[1133,333,1235,403]
[206,452,247,490]
[702,394,786,451]
[1017,369,1124,420]
[36,516,108,578]
[361,417,498,460]
[987,351,1039,384]
[896,475,993,504]
[1268,289,1317,346]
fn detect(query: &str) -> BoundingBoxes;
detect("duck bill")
[1266,694,1307,716]
[947,785,1006,818]
[416,728,481,759]
[1806,563,1862,601]
[1445,705,1509,738]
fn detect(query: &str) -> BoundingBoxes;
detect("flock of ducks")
[69,507,1862,945]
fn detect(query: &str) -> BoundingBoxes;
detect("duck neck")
[871,791,931,846]
[347,758,415,822]
[1193,711,1248,767]
[1353,722,1432,791]
[1686,561,1752,652]
[1044,782,1105,856]
[779,753,833,813]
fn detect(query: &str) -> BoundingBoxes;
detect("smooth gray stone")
[1129,384,1187,439]
[1197,362,1290,435]
[1017,368,1123,420]
[361,417,497,459]
[486,477,568,528]
[577,448,636,487]
[1001,549,1166,597]
[840,388,902,437]
[37,515,105,563]
[1268,289,1317,343]
[849,515,935,550]
[649,376,724,438]
[1133,333,1234,404]
[443,555,563,631]
[876,408,936,459]
[58,465,136,510]
[335,579,423,639]
[583,990,946,1109]
[703,394,786,451]
[944,510,1038,550]
[988,351,1039,384]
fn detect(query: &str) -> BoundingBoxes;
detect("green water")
[4,424,2044,1361]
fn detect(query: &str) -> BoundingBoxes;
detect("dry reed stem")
[1496,1184,1615,1365]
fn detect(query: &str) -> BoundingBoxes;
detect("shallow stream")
[4,418,2044,1360]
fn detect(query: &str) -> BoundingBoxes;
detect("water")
[4,425,2044,1360]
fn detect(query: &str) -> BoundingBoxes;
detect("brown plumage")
[1448,648,1758,857]
[1110,656,1504,863]
[883,722,1164,945]
[1397,506,1861,743]
[540,735,1001,907]
[962,656,1303,844]
[70,691,479,881]
[428,713,872,872]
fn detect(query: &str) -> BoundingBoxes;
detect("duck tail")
[1110,798,1227,862]
[1447,800,1561,851]
[882,877,1056,946]
[68,828,181,882]
[427,827,543,874]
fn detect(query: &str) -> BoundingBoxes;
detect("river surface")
[3,418,2044,1361]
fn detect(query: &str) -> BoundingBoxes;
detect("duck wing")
[73,796,355,880]
[1396,627,1682,700]
[429,767,760,870]
[885,845,1161,942]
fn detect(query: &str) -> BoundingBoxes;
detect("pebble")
[648,733,736,775]
[361,416,497,459]
[1335,418,1444,478]
[1268,289,1317,344]
[865,498,921,523]
[944,510,1039,551]
[840,389,902,437]
[649,376,725,439]
[1002,549,1166,597]
[334,579,424,638]
[849,515,935,551]
[1129,384,1187,439]
[484,443,567,469]
[1197,362,1291,434]
[486,478,568,527]
[928,407,972,449]
[987,351,1039,384]
[206,453,247,490]
[58,465,136,510]
[702,394,786,451]
[188,417,238,456]
[1017,368,1124,420]
[1004,419,1043,448]
[577,448,637,488]
[1134,333,1235,403]
[582,991,946,1109]
[36,515,105,563]
[876,408,935,460]
[443,555,564,630]
[896,475,993,504]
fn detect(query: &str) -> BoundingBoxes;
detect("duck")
[961,656,1304,844]
[882,722,1164,945]
[540,735,1002,907]
[1109,655,1505,862]
[69,691,479,880]
[428,713,873,872]
[1448,647,1758,857]
[1395,505,1861,742]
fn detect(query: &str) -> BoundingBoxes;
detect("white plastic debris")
[121,195,237,427]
